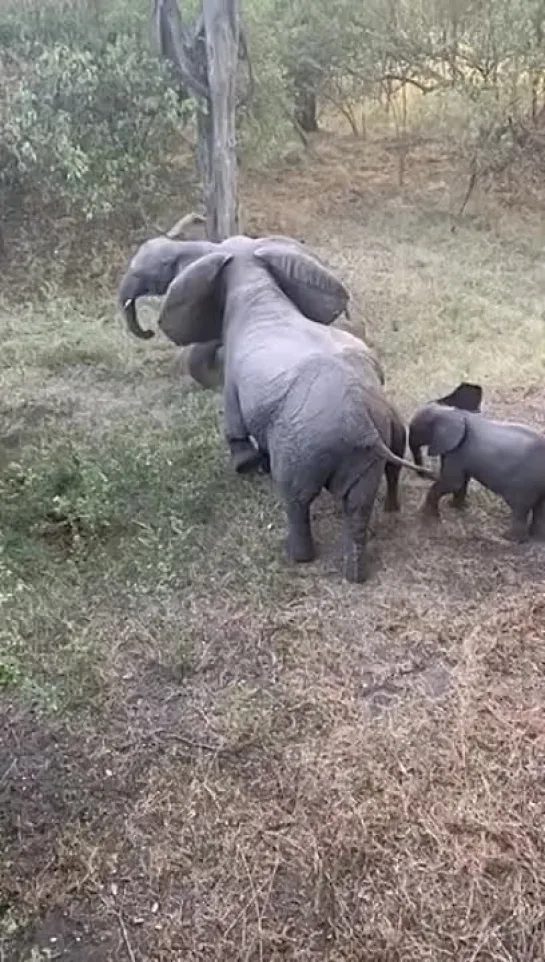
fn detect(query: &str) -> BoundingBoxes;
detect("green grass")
[0,295,292,710]
[0,411,288,708]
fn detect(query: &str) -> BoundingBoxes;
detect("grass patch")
[0,390,288,709]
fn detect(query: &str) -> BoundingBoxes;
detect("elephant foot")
[229,438,266,475]
[384,489,401,514]
[530,503,545,541]
[530,523,545,542]
[285,533,316,564]
[285,501,315,563]
[530,530,545,543]
[449,485,468,510]
[419,504,441,526]
[257,450,271,475]
[502,523,529,544]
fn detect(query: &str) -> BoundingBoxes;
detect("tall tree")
[153,0,241,241]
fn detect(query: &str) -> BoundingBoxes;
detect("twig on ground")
[99,896,136,962]
[116,910,137,962]
[0,759,16,786]
[150,727,218,752]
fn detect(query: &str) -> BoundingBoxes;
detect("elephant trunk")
[119,271,155,340]
[123,299,155,340]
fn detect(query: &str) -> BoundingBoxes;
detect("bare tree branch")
[379,73,444,94]
[166,211,206,237]
[237,24,255,108]
[152,0,209,100]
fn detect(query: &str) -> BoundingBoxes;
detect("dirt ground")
[2,132,545,961]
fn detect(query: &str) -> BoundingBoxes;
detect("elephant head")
[118,236,216,339]
[409,402,468,460]
[117,234,350,343]
[409,381,482,466]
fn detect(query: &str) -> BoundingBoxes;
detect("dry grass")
[2,132,545,962]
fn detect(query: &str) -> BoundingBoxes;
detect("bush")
[0,1,193,219]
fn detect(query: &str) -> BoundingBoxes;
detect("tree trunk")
[152,0,240,242]
[202,0,240,240]
[196,104,214,232]
[294,87,318,133]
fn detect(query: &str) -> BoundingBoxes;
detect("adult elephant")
[180,330,408,515]
[118,234,432,582]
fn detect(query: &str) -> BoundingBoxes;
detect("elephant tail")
[373,433,437,480]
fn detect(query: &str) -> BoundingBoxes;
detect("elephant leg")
[530,496,545,541]
[341,462,383,583]
[284,499,316,563]
[257,447,271,475]
[228,438,266,474]
[449,474,469,510]
[384,419,406,513]
[409,443,434,479]
[421,456,464,523]
[223,379,266,475]
[503,504,531,543]
[421,479,455,522]
[410,443,423,468]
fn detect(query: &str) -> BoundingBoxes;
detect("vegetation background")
[1,1,545,959]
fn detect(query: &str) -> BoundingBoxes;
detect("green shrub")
[0,2,193,219]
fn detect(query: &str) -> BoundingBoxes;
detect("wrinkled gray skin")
[118,233,433,582]
[409,381,483,509]
[409,402,545,541]
[184,331,385,392]
[181,339,224,390]
[183,328,408,515]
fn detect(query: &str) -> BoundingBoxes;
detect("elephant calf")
[409,380,483,509]
[409,381,483,469]
[409,402,545,542]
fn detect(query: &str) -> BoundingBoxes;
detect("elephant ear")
[157,251,233,346]
[436,381,483,413]
[429,407,467,457]
[253,241,349,325]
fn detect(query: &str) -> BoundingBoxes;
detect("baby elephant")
[409,402,545,542]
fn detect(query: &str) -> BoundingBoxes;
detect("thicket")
[1,0,544,249]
